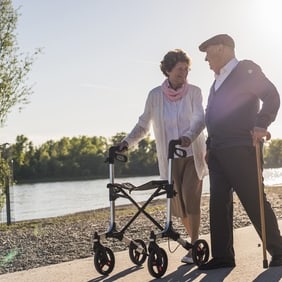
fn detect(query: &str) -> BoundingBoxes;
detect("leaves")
[0,0,41,126]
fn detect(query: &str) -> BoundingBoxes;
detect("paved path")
[0,221,282,282]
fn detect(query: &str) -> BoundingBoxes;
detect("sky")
[1,0,282,146]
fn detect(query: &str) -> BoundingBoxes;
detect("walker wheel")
[147,247,168,278]
[94,246,115,275]
[192,239,209,266]
[129,239,147,265]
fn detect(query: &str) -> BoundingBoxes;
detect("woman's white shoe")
[181,250,194,264]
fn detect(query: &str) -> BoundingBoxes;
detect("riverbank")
[0,186,281,275]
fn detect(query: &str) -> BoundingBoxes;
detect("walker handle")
[168,139,187,159]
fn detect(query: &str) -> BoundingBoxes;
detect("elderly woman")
[118,49,208,264]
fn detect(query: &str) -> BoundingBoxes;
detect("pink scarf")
[161,79,189,102]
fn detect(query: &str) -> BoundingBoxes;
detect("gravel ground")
[0,186,281,275]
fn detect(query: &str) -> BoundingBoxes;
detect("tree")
[264,139,282,168]
[128,135,158,175]
[109,132,127,146]
[0,0,40,125]
[0,0,40,209]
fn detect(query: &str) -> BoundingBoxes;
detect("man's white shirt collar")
[214,58,239,90]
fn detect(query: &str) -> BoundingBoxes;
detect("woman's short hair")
[160,49,191,77]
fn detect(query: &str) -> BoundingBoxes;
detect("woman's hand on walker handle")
[251,127,271,146]
[117,140,128,152]
[180,136,191,147]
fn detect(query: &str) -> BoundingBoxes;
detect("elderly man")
[198,34,282,270]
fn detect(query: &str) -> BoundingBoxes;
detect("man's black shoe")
[198,258,236,270]
[269,255,282,267]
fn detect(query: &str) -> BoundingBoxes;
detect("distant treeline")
[1,133,158,184]
[1,133,282,184]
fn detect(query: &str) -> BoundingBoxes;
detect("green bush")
[0,157,10,210]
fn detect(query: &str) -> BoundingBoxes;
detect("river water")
[1,167,282,223]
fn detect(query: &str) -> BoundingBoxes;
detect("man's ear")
[217,44,224,53]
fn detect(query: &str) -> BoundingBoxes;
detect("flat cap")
[199,34,235,52]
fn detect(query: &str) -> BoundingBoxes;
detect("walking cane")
[255,132,270,269]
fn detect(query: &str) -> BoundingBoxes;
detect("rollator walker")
[92,139,209,278]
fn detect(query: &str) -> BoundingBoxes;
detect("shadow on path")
[254,267,282,282]
[87,265,143,282]
[150,264,234,281]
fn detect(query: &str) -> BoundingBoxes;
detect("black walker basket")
[92,139,209,278]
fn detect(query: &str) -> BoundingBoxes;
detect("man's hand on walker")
[251,127,271,146]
